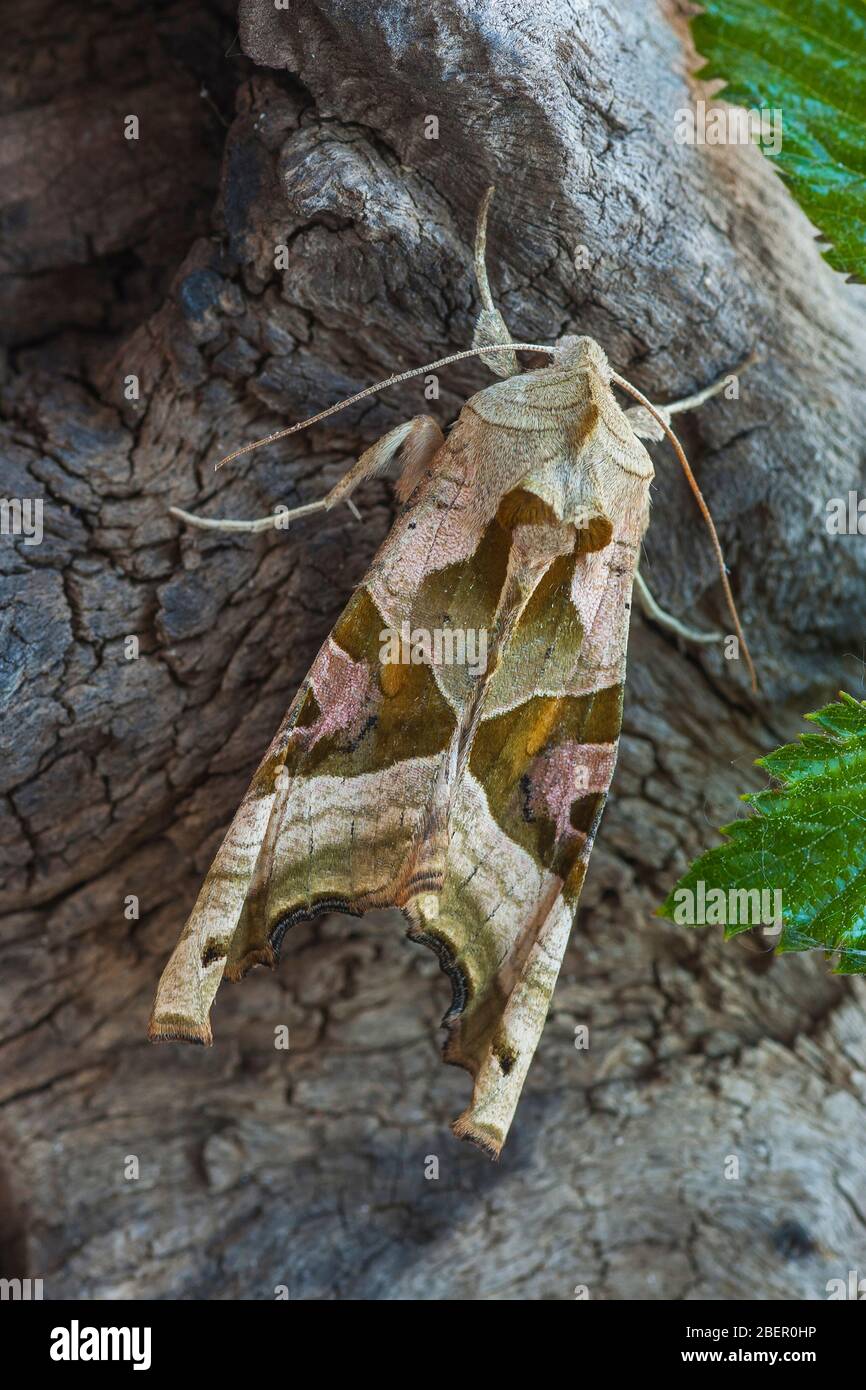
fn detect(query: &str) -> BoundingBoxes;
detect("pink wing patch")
[524,740,618,843]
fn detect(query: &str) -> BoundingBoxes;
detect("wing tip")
[451,1111,504,1160]
[147,1012,213,1047]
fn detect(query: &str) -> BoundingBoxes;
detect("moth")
[150,190,755,1157]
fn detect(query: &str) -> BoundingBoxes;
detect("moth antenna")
[214,343,556,470]
[610,372,758,694]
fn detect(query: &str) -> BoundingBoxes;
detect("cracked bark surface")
[2,0,865,1300]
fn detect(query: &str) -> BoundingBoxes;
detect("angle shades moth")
[150,190,755,1157]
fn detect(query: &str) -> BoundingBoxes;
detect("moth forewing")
[426,352,654,1152]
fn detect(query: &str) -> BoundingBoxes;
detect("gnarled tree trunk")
[2,0,865,1299]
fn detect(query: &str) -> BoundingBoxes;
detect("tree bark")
[2,0,865,1299]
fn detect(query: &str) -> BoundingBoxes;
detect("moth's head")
[553,335,610,377]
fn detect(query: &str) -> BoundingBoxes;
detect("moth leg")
[624,403,670,442]
[171,415,445,532]
[663,349,757,416]
[626,350,757,440]
[471,186,520,378]
[634,571,722,644]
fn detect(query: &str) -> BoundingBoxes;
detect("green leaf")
[691,0,866,280]
[659,693,866,973]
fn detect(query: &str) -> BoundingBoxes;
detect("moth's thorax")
[466,340,651,463]
[457,339,653,546]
